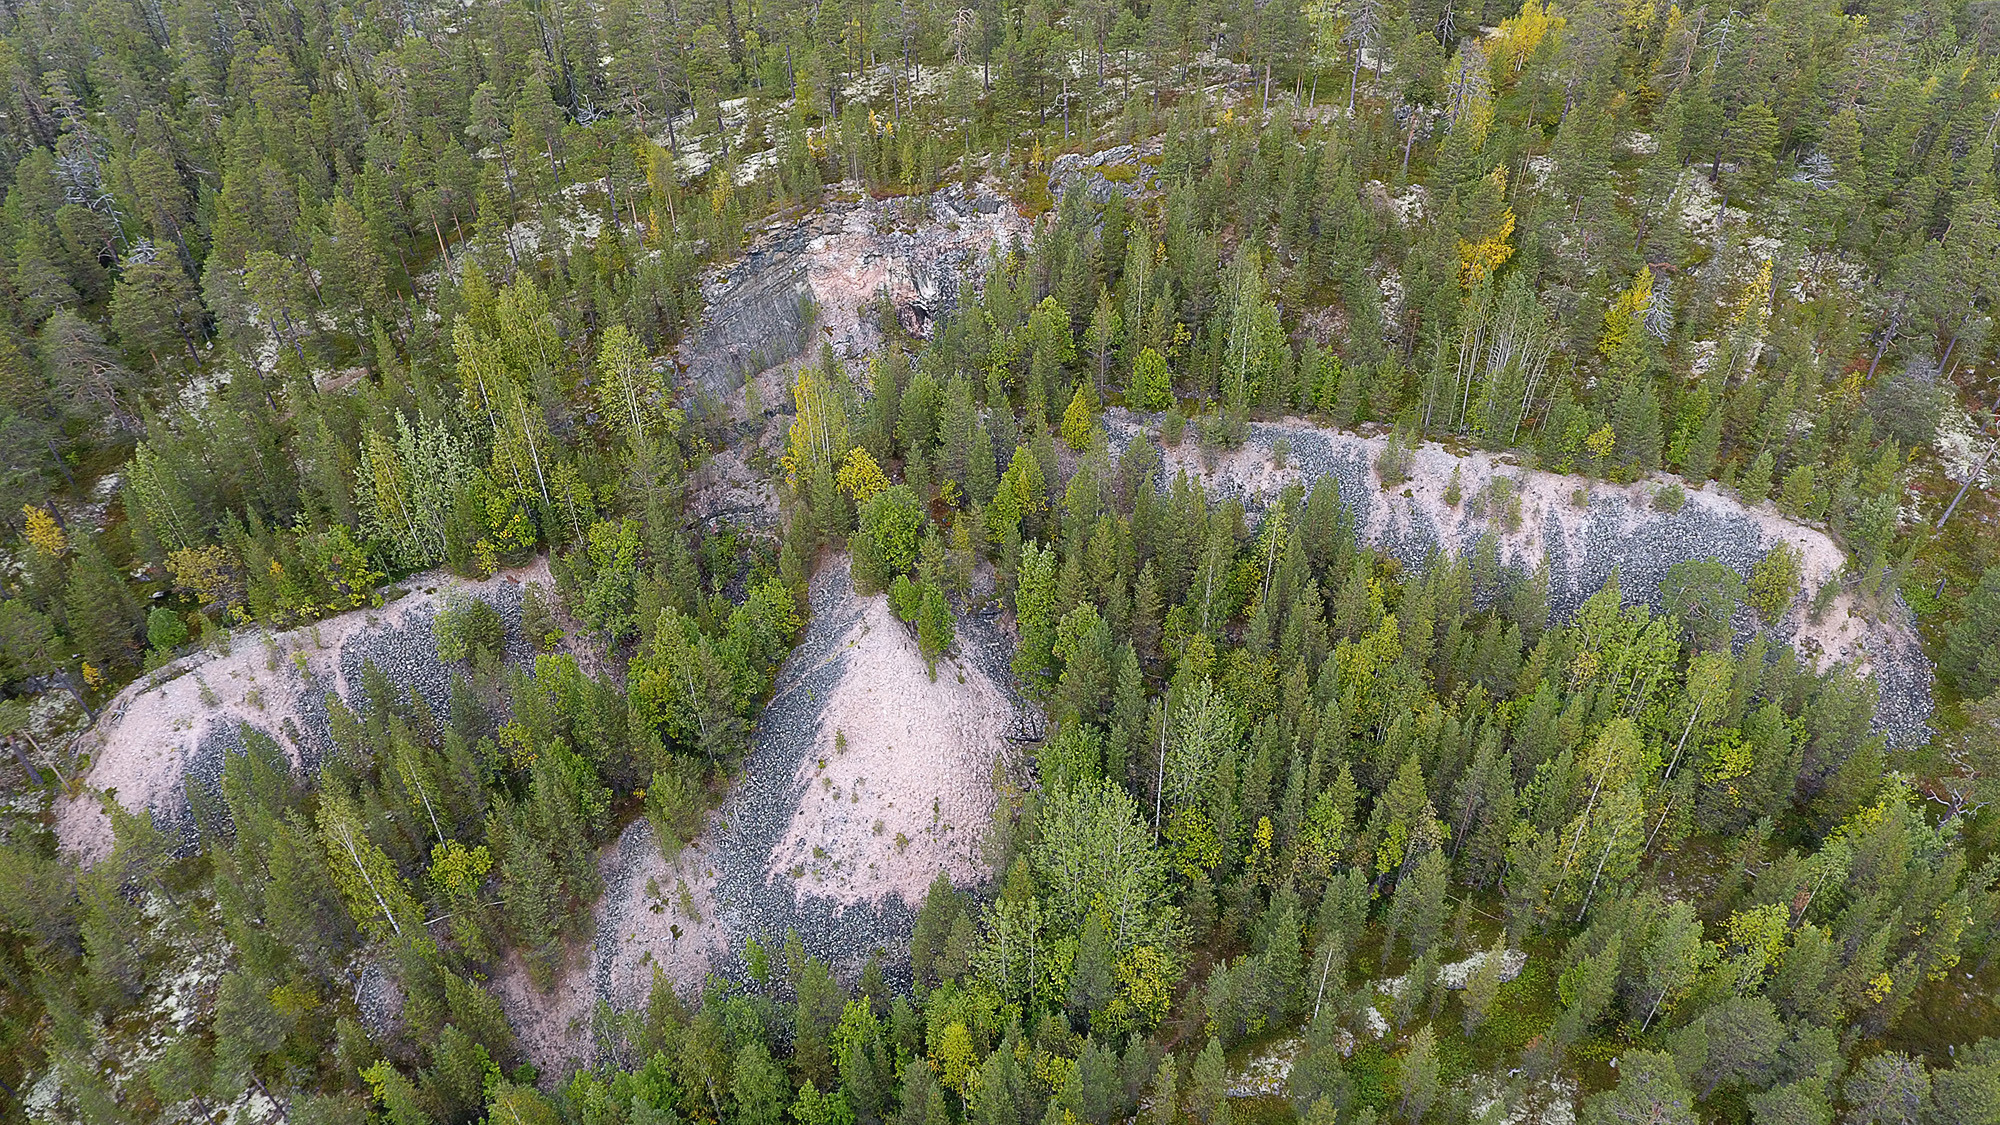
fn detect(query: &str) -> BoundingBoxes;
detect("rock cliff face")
[677,235,815,406]
[675,181,1028,406]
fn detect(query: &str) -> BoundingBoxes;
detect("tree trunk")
[7,736,42,786]
[1937,435,1999,531]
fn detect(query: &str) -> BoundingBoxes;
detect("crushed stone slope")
[1112,412,1932,747]
[505,555,1027,1077]
[56,560,550,863]
[701,554,1023,977]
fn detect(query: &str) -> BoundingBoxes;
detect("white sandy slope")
[770,592,1012,906]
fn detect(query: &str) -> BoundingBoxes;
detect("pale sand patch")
[492,819,729,1079]
[55,558,553,864]
[769,594,1011,907]
[598,825,728,1008]
[488,946,594,1080]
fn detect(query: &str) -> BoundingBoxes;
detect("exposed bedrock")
[675,182,1029,406]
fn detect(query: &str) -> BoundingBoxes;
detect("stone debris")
[1437,948,1529,990]
[693,555,1027,985]
[1468,1075,1580,1125]
[1379,948,1526,998]
[354,959,404,1038]
[56,560,551,863]
[1225,1036,1302,1097]
[767,590,1013,906]
[1361,1006,1390,1039]
[503,553,1033,1078]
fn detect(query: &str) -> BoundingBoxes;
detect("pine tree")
[1397,1026,1440,1124]
[1460,939,1506,1036]
[917,583,955,675]
[1578,1051,1695,1125]
[1129,347,1175,412]
[109,258,203,370]
[1739,450,1775,504]
[1088,287,1122,394]
[1061,383,1095,450]
[1188,1038,1229,1125]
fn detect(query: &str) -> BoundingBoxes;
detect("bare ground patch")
[596,824,728,1009]
[488,946,595,1080]
[514,555,1025,1078]
[675,181,1030,408]
[493,818,728,1078]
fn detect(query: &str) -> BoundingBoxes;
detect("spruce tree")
[1945,567,2000,698]
[64,536,139,670]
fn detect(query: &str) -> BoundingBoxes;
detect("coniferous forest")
[1,0,2000,1121]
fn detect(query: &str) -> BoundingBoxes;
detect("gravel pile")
[334,583,534,720]
[587,819,671,1009]
[1844,632,1934,750]
[630,555,1022,989]
[170,583,535,852]
[1106,415,1935,748]
[354,959,404,1036]
[1192,424,1783,619]
[167,667,337,852]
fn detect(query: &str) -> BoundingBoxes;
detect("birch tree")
[318,793,423,943]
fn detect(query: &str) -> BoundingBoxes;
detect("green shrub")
[1747,542,1802,625]
[1129,347,1175,412]
[646,757,707,858]
[888,574,922,622]
[434,593,505,665]
[851,485,924,593]
[916,583,954,674]
[1376,427,1416,487]
[147,607,188,654]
